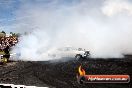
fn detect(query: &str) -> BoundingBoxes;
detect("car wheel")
[75,54,82,60]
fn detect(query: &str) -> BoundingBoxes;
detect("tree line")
[0,31,20,37]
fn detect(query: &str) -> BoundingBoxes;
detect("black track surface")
[0,57,132,88]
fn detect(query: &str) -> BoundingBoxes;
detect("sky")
[0,0,19,31]
[0,0,76,24]
[0,0,132,32]
[0,0,57,32]
[0,0,102,32]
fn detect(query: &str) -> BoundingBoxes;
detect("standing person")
[3,45,10,62]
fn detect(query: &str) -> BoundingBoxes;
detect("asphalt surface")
[0,57,132,88]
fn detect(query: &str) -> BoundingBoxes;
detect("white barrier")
[0,84,49,88]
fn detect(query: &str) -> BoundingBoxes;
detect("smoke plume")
[11,0,132,61]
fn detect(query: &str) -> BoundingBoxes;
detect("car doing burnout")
[47,46,90,60]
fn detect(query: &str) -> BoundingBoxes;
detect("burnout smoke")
[10,0,132,61]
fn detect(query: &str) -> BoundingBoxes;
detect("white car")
[47,47,90,60]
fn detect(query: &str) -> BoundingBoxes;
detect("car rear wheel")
[75,54,82,60]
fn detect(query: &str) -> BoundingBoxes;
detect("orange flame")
[78,66,86,76]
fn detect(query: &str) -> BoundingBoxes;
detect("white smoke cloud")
[102,0,132,16]
[11,0,132,61]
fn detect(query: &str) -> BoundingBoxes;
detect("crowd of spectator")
[0,36,18,51]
